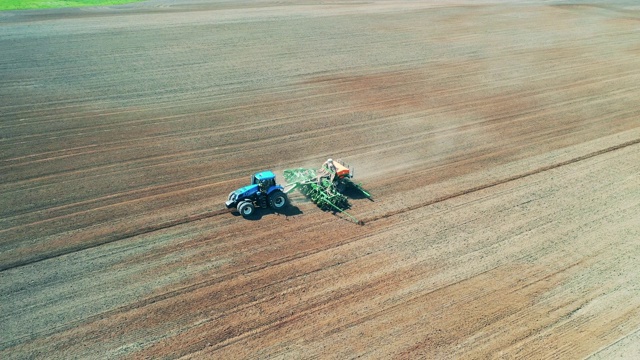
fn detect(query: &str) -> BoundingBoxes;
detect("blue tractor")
[225,170,290,218]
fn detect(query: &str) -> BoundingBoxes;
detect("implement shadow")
[343,186,374,201]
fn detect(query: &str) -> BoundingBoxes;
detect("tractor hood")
[234,184,259,198]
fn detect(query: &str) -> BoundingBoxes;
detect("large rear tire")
[269,191,289,211]
[238,201,255,218]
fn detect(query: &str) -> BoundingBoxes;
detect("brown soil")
[1,1,639,358]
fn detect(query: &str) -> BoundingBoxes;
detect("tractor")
[225,170,289,217]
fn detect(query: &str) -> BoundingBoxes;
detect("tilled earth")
[1,1,639,358]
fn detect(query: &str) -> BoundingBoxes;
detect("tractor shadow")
[232,204,303,221]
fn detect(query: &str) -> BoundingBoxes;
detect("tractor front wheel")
[269,191,289,211]
[238,201,255,218]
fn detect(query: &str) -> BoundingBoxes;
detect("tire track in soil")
[3,137,637,272]
[2,138,634,351]
[2,32,635,146]
[0,208,231,272]
[360,137,640,224]
[3,55,634,147]
[2,2,640,358]
[156,239,604,358]
[5,80,636,216]
[0,213,384,349]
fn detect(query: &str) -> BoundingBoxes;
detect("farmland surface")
[1,1,640,358]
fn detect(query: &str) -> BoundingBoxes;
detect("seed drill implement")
[284,159,371,224]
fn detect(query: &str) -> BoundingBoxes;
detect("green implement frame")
[283,167,369,224]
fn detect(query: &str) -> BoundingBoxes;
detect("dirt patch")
[2,1,640,359]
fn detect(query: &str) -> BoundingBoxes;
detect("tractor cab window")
[259,178,275,191]
[253,172,276,192]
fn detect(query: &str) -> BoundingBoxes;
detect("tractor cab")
[252,171,276,192]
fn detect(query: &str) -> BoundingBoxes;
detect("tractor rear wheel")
[238,201,255,217]
[269,191,289,211]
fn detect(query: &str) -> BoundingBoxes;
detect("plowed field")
[2,1,640,358]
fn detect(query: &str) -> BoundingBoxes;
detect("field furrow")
[1,1,639,359]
